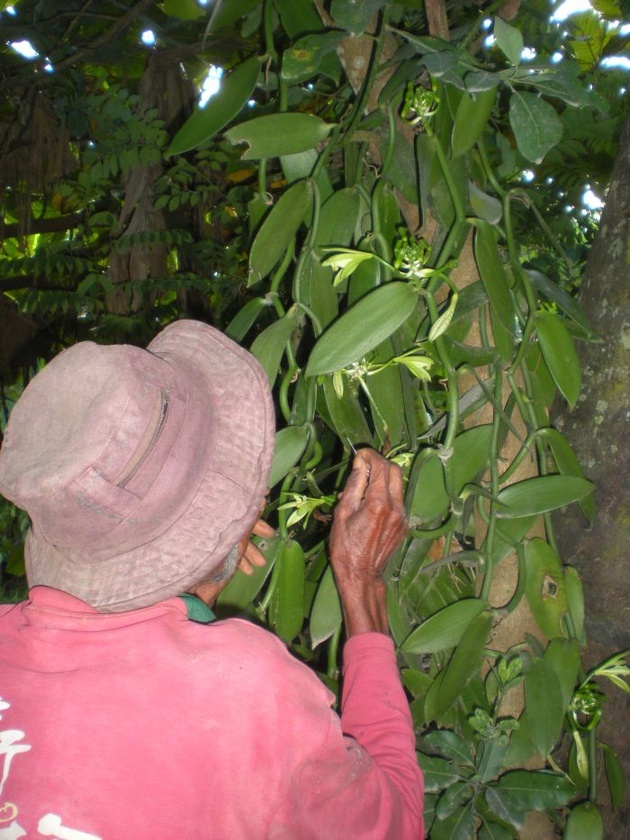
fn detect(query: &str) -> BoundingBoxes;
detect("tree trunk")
[552,109,630,836]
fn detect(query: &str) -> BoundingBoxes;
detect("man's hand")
[189,518,275,606]
[238,518,276,576]
[330,449,408,636]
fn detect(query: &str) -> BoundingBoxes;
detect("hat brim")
[25,321,275,612]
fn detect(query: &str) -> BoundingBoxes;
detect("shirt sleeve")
[268,633,424,840]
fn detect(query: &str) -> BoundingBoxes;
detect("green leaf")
[517,60,605,109]
[293,250,338,330]
[407,426,493,525]
[424,611,493,721]
[402,599,488,654]
[274,0,323,36]
[544,638,581,707]
[509,91,563,164]
[321,376,373,447]
[162,0,204,19]
[309,566,342,648]
[563,801,604,840]
[429,293,459,342]
[478,821,514,840]
[366,340,409,448]
[542,428,595,523]
[436,781,473,820]
[564,566,585,641]
[474,221,516,336]
[424,730,473,766]
[524,658,566,757]
[496,475,594,518]
[496,769,574,813]
[210,0,260,31]
[216,536,279,612]
[247,193,271,238]
[477,740,509,785]
[504,711,537,768]
[249,180,313,283]
[469,182,503,225]
[393,353,433,381]
[417,755,461,793]
[601,743,626,812]
[305,282,418,376]
[402,668,432,698]
[486,516,536,568]
[330,0,385,34]
[225,113,335,160]
[5,541,25,576]
[316,188,363,248]
[270,538,305,641]
[490,306,515,362]
[452,87,496,157]
[281,148,318,183]
[322,249,374,284]
[452,425,495,491]
[167,57,261,155]
[494,17,524,66]
[431,801,475,840]
[225,297,267,342]
[282,31,346,82]
[535,311,581,408]
[525,269,596,339]
[407,451,448,523]
[568,10,614,70]
[484,785,525,830]
[524,538,569,640]
[250,306,300,387]
[269,425,311,488]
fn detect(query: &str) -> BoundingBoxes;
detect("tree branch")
[424,0,449,40]
[1,216,80,241]
[54,0,156,69]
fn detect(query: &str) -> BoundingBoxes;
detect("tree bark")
[553,109,630,647]
[552,110,630,837]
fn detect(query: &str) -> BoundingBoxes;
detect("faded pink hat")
[0,320,275,612]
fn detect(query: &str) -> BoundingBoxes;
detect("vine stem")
[262,0,277,63]
[424,133,467,271]
[504,193,538,375]
[258,158,268,200]
[277,470,298,540]
[341,9,391,144]
[425,290,460,500]
[477,136,506,199]
[371,104,397,264]
[327,624,342,679]
[588,728,598,802]
[512,188,573,268]
[480,363,504,602]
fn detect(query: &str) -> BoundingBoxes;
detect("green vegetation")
[1,1,628,836]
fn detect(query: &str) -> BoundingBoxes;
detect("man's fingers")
[238,557,254,576]
[239,544,266,576]
[387,460,405,503]
[338,451,370,512]
[251,518,276,538]
[245,542,267,567]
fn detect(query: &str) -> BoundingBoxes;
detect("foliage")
[1,1,629,836]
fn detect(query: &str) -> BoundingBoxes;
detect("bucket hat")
[0,320,275,612]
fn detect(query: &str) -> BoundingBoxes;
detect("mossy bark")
[552,110,629,648]
[552,110,630,837]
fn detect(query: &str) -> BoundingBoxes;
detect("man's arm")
[329,448,408,635]
[268,449,423,838]
[333,449,424,836]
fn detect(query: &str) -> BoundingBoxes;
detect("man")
[0,320,424,838]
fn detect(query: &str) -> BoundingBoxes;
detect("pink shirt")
[0,586,423,838]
